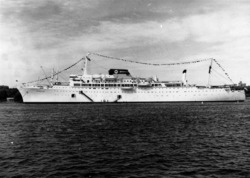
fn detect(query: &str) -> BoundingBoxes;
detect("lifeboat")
[121,86,134,90]
[138,81,152,87]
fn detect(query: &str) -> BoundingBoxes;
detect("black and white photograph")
[1,0,250,177]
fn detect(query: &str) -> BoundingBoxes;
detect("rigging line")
[56,71,69,81]
[24,57,85,84]
[212,68,234,84]
[58,74,67,81]
[213,59,234,83]
[211,68,231,83]
[89,52,213,66]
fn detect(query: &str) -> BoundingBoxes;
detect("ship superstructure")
[18,54,246,103]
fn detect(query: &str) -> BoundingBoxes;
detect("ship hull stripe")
[23,100,245,104]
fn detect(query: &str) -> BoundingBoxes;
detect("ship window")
[71,94,75,98]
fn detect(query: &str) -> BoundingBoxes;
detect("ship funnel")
[182,69,187,86]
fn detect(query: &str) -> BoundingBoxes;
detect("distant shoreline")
[0,86,23,103]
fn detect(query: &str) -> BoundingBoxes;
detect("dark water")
[1,100,250,178]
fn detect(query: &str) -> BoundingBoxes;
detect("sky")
[0,0,250,87]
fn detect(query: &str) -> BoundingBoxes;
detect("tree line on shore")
[247,88,250,97]
[0,86,23,102]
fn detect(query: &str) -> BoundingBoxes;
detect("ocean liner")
[18,54,246,103]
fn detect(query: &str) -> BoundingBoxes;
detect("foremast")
[83,54,91,76]
[207,58,213,87]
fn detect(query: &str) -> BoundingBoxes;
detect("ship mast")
[51,68,54,84]
[207,59,213,87]
[83,57,87,76]
[83,54,91,76]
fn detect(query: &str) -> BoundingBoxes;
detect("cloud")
[69,19,190,53]
[183,11,250,43]
[1,0,250,86]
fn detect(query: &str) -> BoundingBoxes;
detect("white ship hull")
[18,55,246,103]
[18,86,246,103]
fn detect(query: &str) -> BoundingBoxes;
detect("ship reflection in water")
[1,101,250,177]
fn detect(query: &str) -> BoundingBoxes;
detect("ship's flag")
[183,69,187,73]
[208,65,212,73]
[86,56,91,61]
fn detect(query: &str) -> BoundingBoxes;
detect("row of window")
[57,93,215,98]
[73,83,163,87]
[53,90,224,95]
[54,86,225,92]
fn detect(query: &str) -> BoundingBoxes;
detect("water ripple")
[1,101,250,177]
